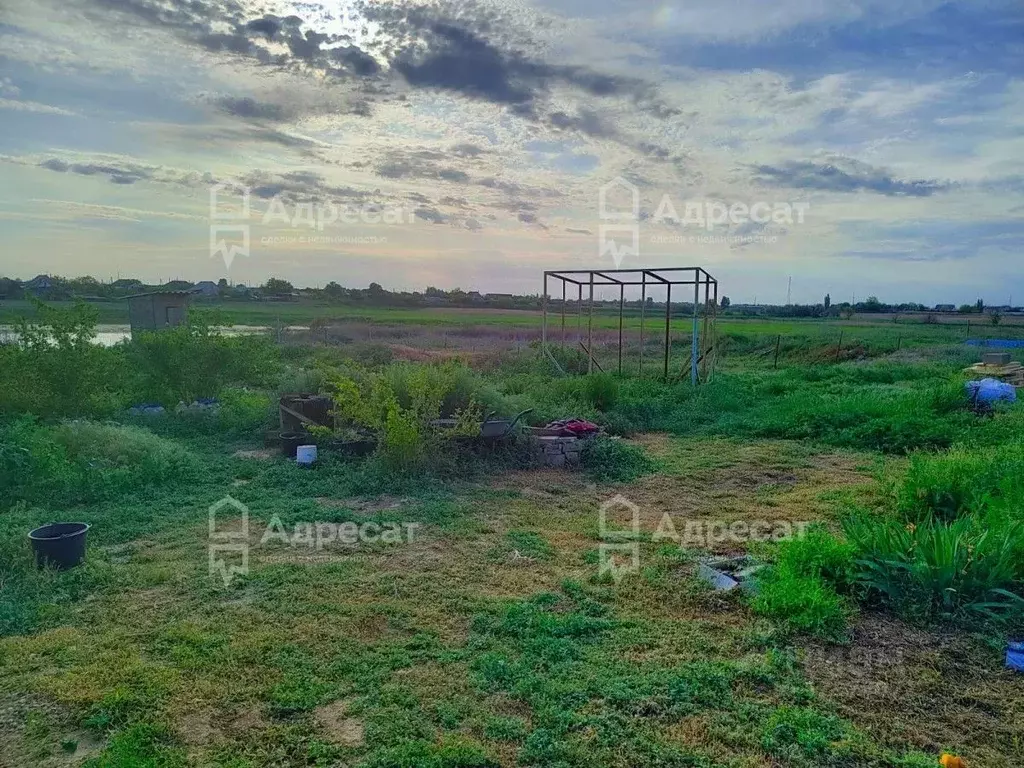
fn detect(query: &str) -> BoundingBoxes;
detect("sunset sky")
[1,0,1022,304]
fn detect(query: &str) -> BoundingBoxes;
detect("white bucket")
[295,444,317,465]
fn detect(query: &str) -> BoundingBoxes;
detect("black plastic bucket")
[27,522,90,570]
[280,431,307,458]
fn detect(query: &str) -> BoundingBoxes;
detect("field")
[1,302,1023,768]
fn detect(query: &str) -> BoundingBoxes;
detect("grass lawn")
[1,308,1022,767]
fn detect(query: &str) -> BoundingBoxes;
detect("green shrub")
[580,437,656,482]
[771,525,855,590]
[0,302,127,417]
[893,443,1024,523]
[129,320,279,406]
[0,418,198,505]
[750,567,851,639]
[582,373,619,411]
[843,513,1024,622]
[216,387,274,435]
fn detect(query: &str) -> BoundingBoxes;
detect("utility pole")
[786,276,792,306]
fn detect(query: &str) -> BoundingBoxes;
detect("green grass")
[1,307,1021,766]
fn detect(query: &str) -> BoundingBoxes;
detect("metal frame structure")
[541,267,719,385]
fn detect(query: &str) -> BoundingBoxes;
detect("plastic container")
[1007,640,1024,672]
[28,522,90,570]
[280,431,307,458]
[296,444,318,465]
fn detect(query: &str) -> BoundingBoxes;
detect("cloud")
[212,95,290,121]
[414,206,446,223]
[373,148,474,183]
[839,218,1024,261]
[752,159,951,197]
[35,156,151,184]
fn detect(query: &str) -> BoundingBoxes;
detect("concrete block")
[983,352,1012,365]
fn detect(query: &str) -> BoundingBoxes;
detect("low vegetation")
[0,303,1021,767]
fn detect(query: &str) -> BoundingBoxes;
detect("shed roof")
[124,290,196,299]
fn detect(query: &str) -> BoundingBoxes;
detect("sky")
[0,0,1022,305]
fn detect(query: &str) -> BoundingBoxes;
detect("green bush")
[0,302,127,417]
[750,567,851,639]
[771,525,855,590]
[843,513,1024,622]
[893,443,1024,522]
[580,437,656,482]
[581,373,619,411]
[0,417,198,505]
[129,321,280,406]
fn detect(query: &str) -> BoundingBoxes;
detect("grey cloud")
[37,157,150,183]
[239,169,365,203]
[753,160,951,197]
[450,143,487,157]
[415,206,447,223]
[82,0,678,147]
[373,148,472,183]
[549,109,615,138]
[213,95,289,121]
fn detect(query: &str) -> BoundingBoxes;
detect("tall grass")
[844,514,1023,621]
[0,418,199,505]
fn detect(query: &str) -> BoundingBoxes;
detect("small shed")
[126,290,193,335]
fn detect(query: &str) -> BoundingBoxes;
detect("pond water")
[0,324,296,346]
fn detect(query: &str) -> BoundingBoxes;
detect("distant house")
[111,278,144,292]
[126,291,192,335]
[935,304,956,312]
[193,280,220,298]
[24,274,55,295]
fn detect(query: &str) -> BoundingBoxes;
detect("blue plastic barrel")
[1008,641,1024,672]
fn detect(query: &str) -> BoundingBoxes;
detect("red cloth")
[545,418,600,436]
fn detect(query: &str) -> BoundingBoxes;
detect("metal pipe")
[577,283,582,340]
[587,274,595,374]
[618,283,624,375]
[691,274,699,386]
[542,272,548,357]
[664,283,672,379]
[639,273,646,376]
[561,280,566,348]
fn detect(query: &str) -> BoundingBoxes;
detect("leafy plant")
[843,513,1024,621]
[580,437,655,482]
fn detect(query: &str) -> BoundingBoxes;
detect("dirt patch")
[487,468,593,497]
[714,468,800,492]
[222,707,269,736]
[0,693,102,767]
[802,614,1024,767]
[316,495,410,515]
[232,448,277,460]
[176,709,216,747]
[313,699,365,747]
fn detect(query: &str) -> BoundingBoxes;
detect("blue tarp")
[965,339,1024,348]
[965,378,1017,405]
